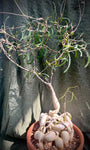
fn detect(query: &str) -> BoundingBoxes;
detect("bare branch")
[0,42,29,72]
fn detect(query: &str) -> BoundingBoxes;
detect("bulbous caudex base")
[27,121,84,150]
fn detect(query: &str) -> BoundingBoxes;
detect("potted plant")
[0,1,89,150]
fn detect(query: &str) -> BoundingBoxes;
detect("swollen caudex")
[34,112,74,149]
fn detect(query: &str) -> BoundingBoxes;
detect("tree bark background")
[0,0,90,142]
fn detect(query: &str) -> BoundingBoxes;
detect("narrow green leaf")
[34,31,40,44]
[43,37,48,45]
[27,54,34,64]
[54,57,57,66]
[43,49,47,57]
[79,50,83,57]
[84,51,90,68]
[26,72,32,79]
[64,53,71,73]
[75,51,78,59]
[35,42,42,47]
[56,59,67,67]
[51,28,54,35]
[42,73,49,78]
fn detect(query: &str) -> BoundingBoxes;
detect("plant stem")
[33,71,60,113]
[48,83,60,114]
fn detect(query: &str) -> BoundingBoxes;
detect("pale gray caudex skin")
[34,83,74,150]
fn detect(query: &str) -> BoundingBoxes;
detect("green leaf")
[52,2,56,21]
[43,49,48,57]
[57,59,67,67]
[34,31,40,44]
[75,51,78,59]
[84,51,90,68]
[27,30,31,42]
[54,56,57,66]
[42,73,49,78]
[64,53,71,73]
[35,42,42,47]
[27,54,34,64]
[26,72,32,79]
[51,28,54,35]
[79,49,83,57]
[43,36,48,45]
[46,60,51,66]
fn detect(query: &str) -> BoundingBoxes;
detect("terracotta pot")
[27,121,84,150]
[73,124,84,150]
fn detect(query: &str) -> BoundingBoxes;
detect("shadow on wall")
[10,139,28,150]
[0,136,14,150]
[0,136,4,150]
[0,134,28,150]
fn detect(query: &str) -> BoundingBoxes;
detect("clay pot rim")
[27,121,84,150]
[73,124,84,150]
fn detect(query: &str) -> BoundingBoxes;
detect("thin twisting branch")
[72,0,85,33]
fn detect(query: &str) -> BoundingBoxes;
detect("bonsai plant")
[0,1,90,150]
